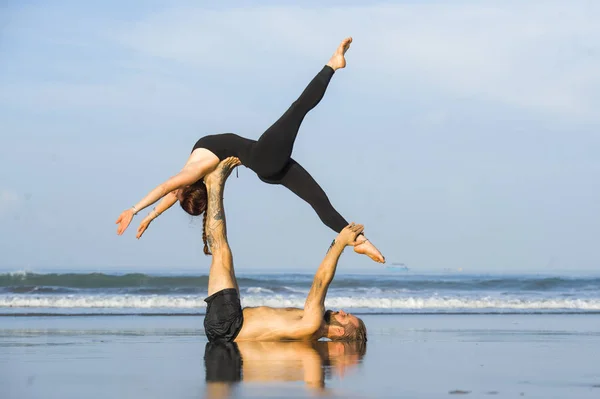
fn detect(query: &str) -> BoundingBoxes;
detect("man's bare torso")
[235,306,320,341]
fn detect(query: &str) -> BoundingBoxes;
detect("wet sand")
[2,314,600,398]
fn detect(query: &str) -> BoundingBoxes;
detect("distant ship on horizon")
[385,262,409,271]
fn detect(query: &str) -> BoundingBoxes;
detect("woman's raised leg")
[259,159,385,263]
[249,37,352,177]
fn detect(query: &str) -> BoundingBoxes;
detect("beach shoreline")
[3,313,599,398]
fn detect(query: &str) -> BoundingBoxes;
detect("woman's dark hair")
[178,179,211,255]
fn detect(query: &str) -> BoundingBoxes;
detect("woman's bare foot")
[354,236,385,263]
[326,37,352,71]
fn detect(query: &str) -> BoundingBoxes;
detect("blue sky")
[1,0,599,274]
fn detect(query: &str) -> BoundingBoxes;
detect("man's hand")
[336,223,364,247]
[204,157,241,187]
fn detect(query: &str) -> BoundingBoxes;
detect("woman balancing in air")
[115,37,385,263]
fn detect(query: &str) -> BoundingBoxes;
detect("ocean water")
[1,271,599,315]
[3,271,600,398]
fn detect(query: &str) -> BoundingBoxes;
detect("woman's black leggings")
[247,66,349,233]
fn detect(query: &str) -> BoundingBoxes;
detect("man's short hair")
[352,317,368,343]
[329,313,367,342]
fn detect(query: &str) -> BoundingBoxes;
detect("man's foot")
[354,237,385,263]
[204,157,241,187]
[326,37,352,71]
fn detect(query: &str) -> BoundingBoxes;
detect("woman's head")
[178,180,207,216]
[177,180,211,255]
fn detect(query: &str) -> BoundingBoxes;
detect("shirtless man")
[202,157,367,343]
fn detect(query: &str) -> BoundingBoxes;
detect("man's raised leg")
[204,157,242,296]
[202,157,246,343]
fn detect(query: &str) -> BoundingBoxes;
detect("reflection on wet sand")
[204,340,366,398]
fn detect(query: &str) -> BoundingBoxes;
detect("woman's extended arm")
[135,191,178,239]
[116,157,216,236]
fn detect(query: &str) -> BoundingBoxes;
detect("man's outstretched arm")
[299,224,365,333]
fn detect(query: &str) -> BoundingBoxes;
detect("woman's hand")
[136,216,153,239]
[115,209,135,235]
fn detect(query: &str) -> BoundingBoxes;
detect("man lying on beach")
[201,157,367,342]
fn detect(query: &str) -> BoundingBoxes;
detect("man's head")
[323,309,367,342]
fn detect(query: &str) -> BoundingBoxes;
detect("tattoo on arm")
[205,186,226,252]
[204,163,236,252]
[326,239,336,254]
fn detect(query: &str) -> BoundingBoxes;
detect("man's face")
[325,309,359,329]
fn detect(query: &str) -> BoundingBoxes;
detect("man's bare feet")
[204,156,241,187]
[326,37,352,71]
[354,236,385,263]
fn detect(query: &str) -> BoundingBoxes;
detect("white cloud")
[2,1,598,123]
[111,1,600,121]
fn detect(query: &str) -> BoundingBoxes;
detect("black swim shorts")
[204,288,244,343]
